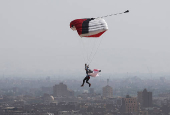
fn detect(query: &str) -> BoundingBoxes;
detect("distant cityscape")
[0,76,170,115]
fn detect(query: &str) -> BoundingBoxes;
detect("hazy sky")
[0,0,170,76]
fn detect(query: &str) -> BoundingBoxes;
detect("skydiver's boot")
[81,84,84,87]
[89,83,91,87]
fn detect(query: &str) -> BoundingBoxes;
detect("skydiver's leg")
[86,77,91,87]
[81,77,87,87]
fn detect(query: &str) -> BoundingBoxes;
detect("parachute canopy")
[70,18,108,37]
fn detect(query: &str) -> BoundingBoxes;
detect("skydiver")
[81,64,91,87]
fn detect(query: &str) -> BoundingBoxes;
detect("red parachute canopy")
[70,18,108,37]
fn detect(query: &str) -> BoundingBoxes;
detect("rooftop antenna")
[107,79,109,86]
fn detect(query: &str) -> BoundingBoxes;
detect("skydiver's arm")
[85,64,87,70]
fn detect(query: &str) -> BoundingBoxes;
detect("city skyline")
[0,77,169,114]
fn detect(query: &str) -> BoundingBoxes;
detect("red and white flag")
[88,69,101,77]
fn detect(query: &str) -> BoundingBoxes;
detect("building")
[53,83,74,97]
[120,95,138,114]
[102,85,113,98]
[102,79,113,98]
[137,89,152,108]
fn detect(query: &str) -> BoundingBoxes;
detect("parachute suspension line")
[87,38,97,64]
[84,38,96,64]
[87,38,97,65]
[86,38,93,64]
[97,10,129,18]
[77,37,86,64]
[88,37,102,65]
[80,38,89,64]
[87,38,99,65]
[87,38,92,62]
[88,36,104,65]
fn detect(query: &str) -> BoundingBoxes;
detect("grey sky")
[0,0,170,76]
